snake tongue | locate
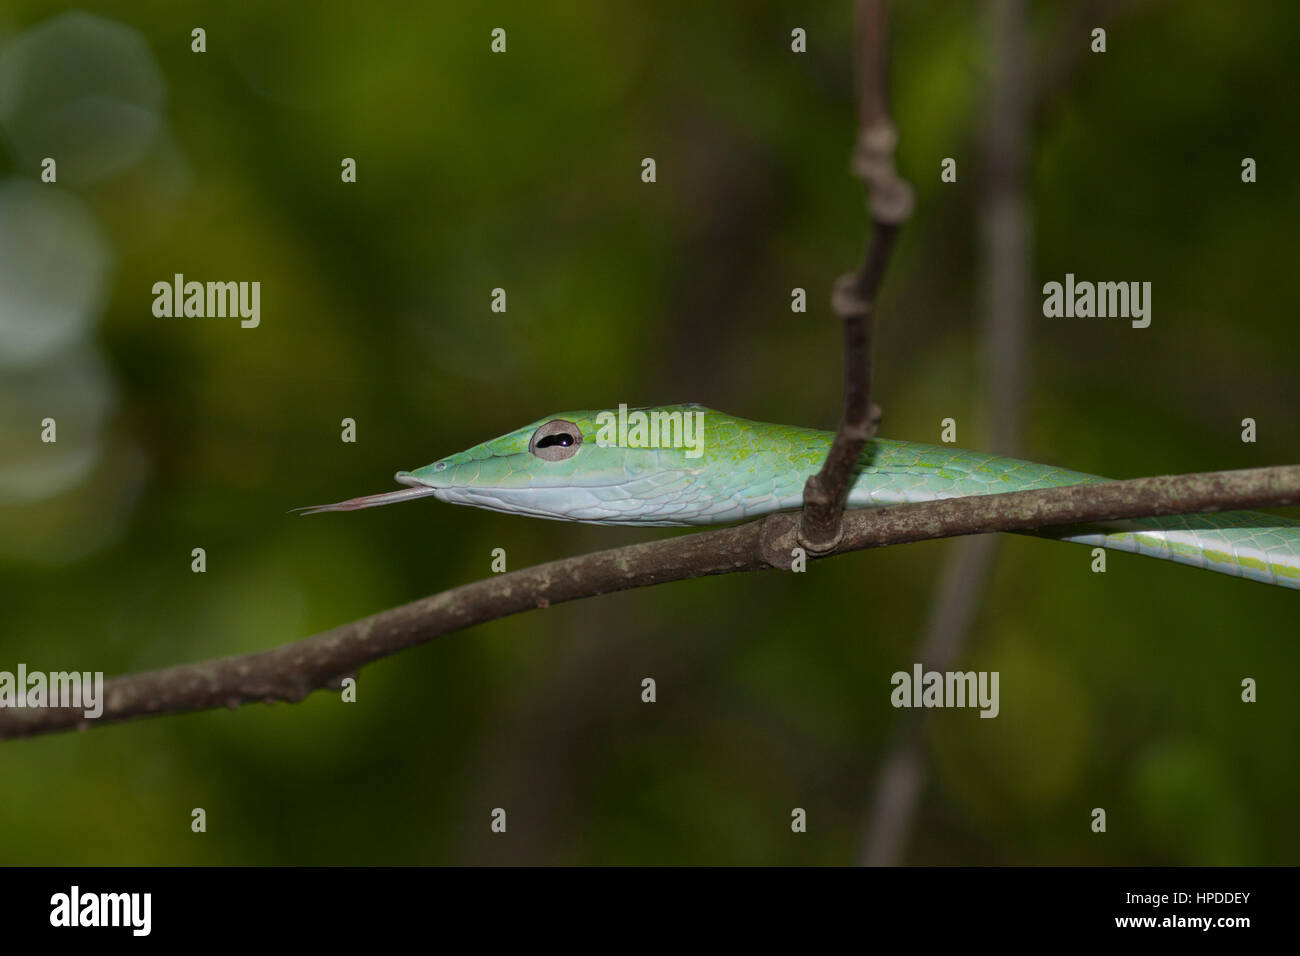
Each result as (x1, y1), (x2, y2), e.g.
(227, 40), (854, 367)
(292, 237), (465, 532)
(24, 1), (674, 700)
(291, 484), (442, 515)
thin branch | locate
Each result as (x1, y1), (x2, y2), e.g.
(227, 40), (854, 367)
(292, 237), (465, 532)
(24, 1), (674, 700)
(861, 533), (1001, 865)
(799, 0), (915, 554)
(4, 464), (1297, 740)
(862, 0), (1032, 867)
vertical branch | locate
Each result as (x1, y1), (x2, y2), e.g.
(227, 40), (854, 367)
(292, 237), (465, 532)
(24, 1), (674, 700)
(860, 0), (1031, 866)
(799, 0), (915, 554)
(860, 535), (1000, 865)
(982, 0), (1031, 457)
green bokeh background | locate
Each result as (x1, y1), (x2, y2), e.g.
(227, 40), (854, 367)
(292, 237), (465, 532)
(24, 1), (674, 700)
(1, 1), (1296, 864)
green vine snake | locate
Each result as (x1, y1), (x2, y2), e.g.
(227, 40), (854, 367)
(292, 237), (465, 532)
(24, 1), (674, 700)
(300, 405), (1300, 590)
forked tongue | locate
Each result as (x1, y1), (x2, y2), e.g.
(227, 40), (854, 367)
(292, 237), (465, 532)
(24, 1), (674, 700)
(292, 484), (441, 515)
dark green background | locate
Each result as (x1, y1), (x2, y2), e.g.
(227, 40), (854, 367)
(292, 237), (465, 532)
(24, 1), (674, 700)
(1, 1), (1296, 864)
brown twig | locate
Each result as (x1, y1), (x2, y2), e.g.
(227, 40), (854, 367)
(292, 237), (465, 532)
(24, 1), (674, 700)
(800, 0), (915, 554)
(4, 464), (1297, 741)
(862, 0), (1032, 868)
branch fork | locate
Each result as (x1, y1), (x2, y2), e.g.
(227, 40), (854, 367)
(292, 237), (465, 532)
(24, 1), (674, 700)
(798, 0), (913, 555)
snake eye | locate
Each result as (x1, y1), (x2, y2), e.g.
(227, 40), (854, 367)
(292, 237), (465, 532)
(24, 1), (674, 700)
(529, 419), (583, 461)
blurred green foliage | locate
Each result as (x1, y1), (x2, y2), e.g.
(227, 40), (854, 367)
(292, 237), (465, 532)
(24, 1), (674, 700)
(0, 0), (1296, 864)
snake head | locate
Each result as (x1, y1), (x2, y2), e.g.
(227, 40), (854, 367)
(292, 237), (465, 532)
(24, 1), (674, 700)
(297, 406), (716, 525)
